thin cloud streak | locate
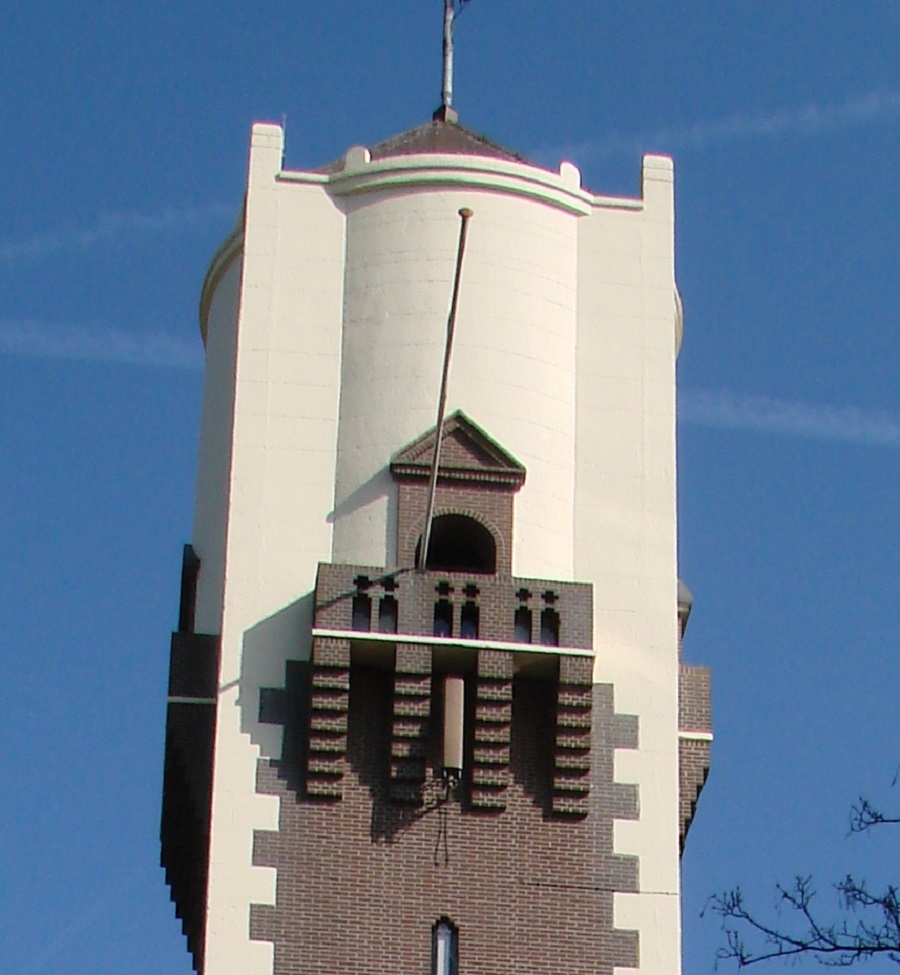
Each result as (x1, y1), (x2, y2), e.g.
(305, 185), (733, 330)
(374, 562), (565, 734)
(0, 319), (203, 370)
(16, 878), (142, 975)
(681, 390), (900, 448)
(542, 89), (900, 163)
(0, 201), (233, 265)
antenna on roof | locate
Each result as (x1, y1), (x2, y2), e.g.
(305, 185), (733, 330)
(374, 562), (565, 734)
(435, 0), (465, 123)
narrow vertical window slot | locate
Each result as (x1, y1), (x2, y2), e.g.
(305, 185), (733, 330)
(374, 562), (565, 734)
(540, 607), (560, 647)
(460, 601), (479, 639)
(432, 918), (459, 975)
(352, 593), (372, 632)
(433, 599), (453, 638)
(378, 595), (398, 634)
(514, 606), (532, 643)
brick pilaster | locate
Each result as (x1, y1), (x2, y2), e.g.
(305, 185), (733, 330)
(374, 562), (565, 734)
(553, 654), (593, 816)
(389, 643), (432, 804)
(307, 637), (350, 799)
(470, 649), (514, 810)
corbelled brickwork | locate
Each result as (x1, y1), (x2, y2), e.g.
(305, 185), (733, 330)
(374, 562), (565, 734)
(390, 643), (433, 803)
(161, 631), (220, 975)
(251, 665), (640, 975)
(553, 655), (594, 817)
(678, 739), (711, 851)
(678, 664), (712, 849)
(470, 650), (514, 809)
(306, 637), (351, 799)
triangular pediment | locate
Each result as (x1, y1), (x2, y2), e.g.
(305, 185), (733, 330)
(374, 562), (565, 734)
(391, 411), (526, 489)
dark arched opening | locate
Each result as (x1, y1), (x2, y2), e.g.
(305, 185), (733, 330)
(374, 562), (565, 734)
(416, 514), (497, 574)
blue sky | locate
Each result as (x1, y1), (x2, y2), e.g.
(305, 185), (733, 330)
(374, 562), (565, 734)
(2, 2), (898, 973)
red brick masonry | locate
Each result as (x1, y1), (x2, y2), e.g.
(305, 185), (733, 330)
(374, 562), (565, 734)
(677, 664), (712, 849)
(251, 663), (640, 975)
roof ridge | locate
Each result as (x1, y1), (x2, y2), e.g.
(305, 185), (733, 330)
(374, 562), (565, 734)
(315, 118), (527, 174)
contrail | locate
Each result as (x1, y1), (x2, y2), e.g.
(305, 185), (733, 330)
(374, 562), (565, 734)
(13, 876), (142, 975)
(0, 201), (233, 265)
(680, 389), (900, 449)
(0, 319), (203, 370)
(539, 89), (900, 163)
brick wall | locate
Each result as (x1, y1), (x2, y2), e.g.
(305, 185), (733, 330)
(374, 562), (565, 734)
(161, 632), (220, 974)
(314, 562), (593, 650)
(251, 663), (640, 975)
(678, 664), (712, 849)
(397, 479), (516, 573)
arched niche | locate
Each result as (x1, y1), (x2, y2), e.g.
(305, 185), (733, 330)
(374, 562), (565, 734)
(416, 514), (497, 574)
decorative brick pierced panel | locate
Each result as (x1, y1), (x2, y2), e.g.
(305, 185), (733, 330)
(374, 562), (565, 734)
(313, 562), (593, 649)
(553, 655), (594, 816)
(307, 637), (350, 799)
(390, 643), (432, 804)
(470, 650), (514, 809)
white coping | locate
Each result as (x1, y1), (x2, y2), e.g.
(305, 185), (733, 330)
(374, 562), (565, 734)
(277, 153), (645, 216)
(678, 729), (713, 742)
(310, 626), (594, 657)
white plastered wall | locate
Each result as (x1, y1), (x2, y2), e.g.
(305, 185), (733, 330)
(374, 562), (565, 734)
(575, 156), (681, 975)
(199, 124), (346, 975)
(193, 252), (241, 635)
(193, 124), (682, 975)
(333, 183), (579, 580)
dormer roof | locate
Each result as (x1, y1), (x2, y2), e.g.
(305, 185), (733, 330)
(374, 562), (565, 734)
(390, 410), (526, 489)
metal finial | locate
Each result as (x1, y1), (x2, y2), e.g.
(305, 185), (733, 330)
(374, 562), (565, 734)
(441, 0), (454, 113)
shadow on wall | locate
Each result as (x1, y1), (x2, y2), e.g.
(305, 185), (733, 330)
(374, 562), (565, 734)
(239, 592), (314, 761)
(264, 665), (567, 845)
(327, 465), (399, 567)
(268, 665), (455, 844)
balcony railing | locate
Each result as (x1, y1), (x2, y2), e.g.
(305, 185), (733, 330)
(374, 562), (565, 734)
(313, 562), (593, 654)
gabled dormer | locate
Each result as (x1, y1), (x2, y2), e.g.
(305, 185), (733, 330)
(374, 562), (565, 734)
(390, 410), (526, 575)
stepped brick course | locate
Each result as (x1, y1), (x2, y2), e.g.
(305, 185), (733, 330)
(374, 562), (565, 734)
(251, 666), (640, 975)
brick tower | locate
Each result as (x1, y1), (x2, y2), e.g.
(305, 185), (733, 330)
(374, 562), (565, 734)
(161, 109), (711, 975)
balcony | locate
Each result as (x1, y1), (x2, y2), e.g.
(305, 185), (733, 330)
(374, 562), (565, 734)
(312, 562), (593, 657)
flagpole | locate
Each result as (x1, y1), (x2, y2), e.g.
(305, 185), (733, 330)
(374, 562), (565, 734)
(418, 207), (474, 572)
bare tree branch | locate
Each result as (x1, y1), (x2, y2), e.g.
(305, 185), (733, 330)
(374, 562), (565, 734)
(851, 798), (900, 834)
(706, 872), (900, 968)
(708, 785), (899, 969)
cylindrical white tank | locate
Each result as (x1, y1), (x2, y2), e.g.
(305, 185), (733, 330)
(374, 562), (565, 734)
(332, 180), (580, 580)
